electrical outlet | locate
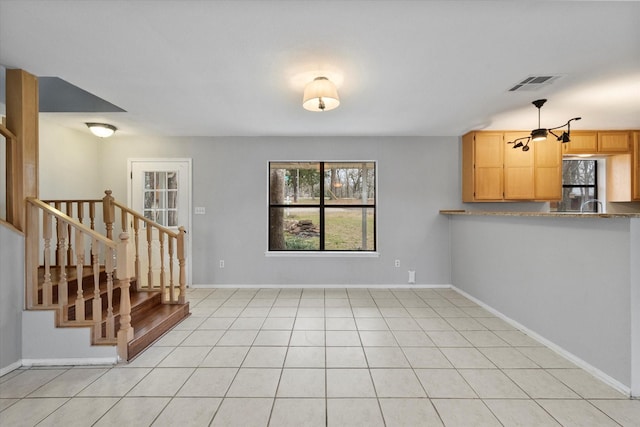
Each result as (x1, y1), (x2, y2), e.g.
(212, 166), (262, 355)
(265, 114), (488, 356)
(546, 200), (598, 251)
(195, 207), (206, 215)
(219, 260), (225, 268)
(394, 259), (400, 268)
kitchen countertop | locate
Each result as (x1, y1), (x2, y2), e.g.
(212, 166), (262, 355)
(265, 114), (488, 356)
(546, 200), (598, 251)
(439, 210), (640, 218)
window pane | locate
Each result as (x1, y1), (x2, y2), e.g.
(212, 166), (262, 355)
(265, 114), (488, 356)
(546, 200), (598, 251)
(557, 187), (597, 212)
(563, 160), (596, 185)
(269, 207), (320, 250)
(325, 208), (375, 251)
(270, 162), (321, 205)
(168, 210), (178, 227)
(167, 190), (177, 209)
(324, 162), (375, 205)
(167, 171), (178, 189)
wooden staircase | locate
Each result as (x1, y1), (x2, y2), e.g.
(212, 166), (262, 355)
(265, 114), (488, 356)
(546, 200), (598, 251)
(25, 191), (190, 362)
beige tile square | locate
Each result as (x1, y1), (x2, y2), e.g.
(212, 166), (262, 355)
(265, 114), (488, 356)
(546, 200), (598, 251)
(352, 307), (382, 317)
(460, 330), (508, 347)
(359, 331), (398, 346)
(589, 399), (640, 427)
(385, 317), (421, 330)
(212, 307), (244, 317)
(326, 346), (367, 368)
(28, 368), (107, 397)
(293, 317), (324, 330)
(431, 399), (501, 427)
(127, 346), (174, 368)
(326, 330), (361, 346)
(217, 330), (259, 346)
(79, 367), (151, 396)
(549, 369), (627, 399)
(157, 346), (211, 367)
(94, 397), (170, 427)
(503, 369), (580, 399)
(325, 298), (350, 307)
(364, 347), (410, 368)
(226, 368), (281, 397)
(240, 307), (271, 317)
(261, 317), (295, 330)
(269, 307), (298, 317)
(405, 307), (439, 318)
(177, 367), (237, 397)
(356, 317), (389, 330)
(201, 346), (249, 367)
(370, 369), (426, 397)
(181, 330), (224, 346)
(172, 316), (206, 330)
(433, 307), (468, 318)
(484, 399), (561, 426)
(296, 307), (325, 317)
(211, 397), (273, 427)
(478, 347), (539, 368)
(327, 398), (385, 427)
(427, 331), (472, 347)
(415, 369), (477, 398)
(516, 347), (577, 368)
(440, 347), (495, 368)
(325, 317), (357, 330)
(537, 399), (619, 426)
(128, 368), (194, 396)
(270, 398), (325, 427)
(379, 307), (411, 318)
(290, 330), (325, 346)
(326, 369), (376, 397)
(459, 369), (527, 398)
(416, 318), (454, 331)
(152, 397), (220, 426)
(38, 397), (119, 427)
(242, 346), (287, 368)
(0, 397), (68, 425)
(154, 330), (191, 346)
(276, 368), (325, 397)
(393, 330), (435, 347)
(197, 317), (236, 330)
(230, 317), (265, 329)
(444, 317), (487, 331)
(476, 317), (517, 331)
(403, 348), (453, 368)
(494, 330), (543, 346)
(284, 346), (325, 368)
(325, 307), (353, 317)
(379, 398), (443, 427)
(253, 330), (291, 346)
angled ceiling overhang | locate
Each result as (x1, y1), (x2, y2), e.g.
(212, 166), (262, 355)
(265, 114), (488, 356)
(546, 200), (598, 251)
(38, 76), (125, 113)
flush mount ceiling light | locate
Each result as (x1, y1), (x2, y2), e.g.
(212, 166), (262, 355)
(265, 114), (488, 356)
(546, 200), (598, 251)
(86, 122), (117, 138)
(507, 99), (581, 151)
(303, 77), (340, 112)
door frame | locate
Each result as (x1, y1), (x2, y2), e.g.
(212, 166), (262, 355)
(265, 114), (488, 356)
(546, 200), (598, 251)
(127, 158), (193, 287)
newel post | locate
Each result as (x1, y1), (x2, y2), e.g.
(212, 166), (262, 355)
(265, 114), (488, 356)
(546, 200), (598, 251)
(103, 190), (115, 240)
(116, 232), (134, 361)
(177, 226), (187, 304)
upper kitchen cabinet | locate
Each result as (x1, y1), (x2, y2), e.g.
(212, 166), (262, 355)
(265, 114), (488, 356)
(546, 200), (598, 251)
(462, 131), (561, 202)
(563, 131), (630, 154)
(603, 131), (639, 202)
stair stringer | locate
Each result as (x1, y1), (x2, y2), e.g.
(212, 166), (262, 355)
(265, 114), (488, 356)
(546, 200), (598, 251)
(21, 310), (118, 366)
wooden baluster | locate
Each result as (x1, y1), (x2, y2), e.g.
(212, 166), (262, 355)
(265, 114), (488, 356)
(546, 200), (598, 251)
(116, 232), (134, 361)
(57, 217), (68, 310)
(66, 203), (74, 267)
(77, 202), (84, 225)
(105, 246), (115, 339)
(42, 211), (53, 306)
(74, 228), (85, 321)
(133, 217), (141, 290)
(92, 238), (102, 339)
(159, 231), (166, 303)
(89, 202), (96, 231)
(147, 225), (153, 288)
(121, 209), (127, 234)
(168, 237), (175, 303)
(177, 226), (186, 304)
(55, 202), (62, 267)
(103, 190), (115, 240)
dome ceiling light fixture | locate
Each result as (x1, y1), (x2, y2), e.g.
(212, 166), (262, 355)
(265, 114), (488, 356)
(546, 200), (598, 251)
(507, 99), (581, 151)
(302, 76), (340, 112)
(86, 122), (117, 138)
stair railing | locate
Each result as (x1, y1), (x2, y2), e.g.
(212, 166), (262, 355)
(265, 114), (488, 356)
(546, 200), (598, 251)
(25, 198), (134, 360)
(103, 190), (187, 304)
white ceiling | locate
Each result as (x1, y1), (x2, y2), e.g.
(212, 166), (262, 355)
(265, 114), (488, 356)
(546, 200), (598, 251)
(1, 0), (639, 138)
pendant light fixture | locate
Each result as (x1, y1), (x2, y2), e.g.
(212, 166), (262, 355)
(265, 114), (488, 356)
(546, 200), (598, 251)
(303, 77), (340, 112)
(86, 122), (117, 138)
(507, 99), (581, 151)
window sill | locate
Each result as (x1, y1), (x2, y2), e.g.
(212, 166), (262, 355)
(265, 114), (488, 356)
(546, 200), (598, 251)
(265, 251), (380, 258)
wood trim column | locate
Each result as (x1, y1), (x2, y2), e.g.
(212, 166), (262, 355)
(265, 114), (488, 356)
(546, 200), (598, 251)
(6, 69), (39, 231)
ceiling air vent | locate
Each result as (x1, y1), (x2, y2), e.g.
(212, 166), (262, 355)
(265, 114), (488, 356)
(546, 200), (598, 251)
(509, 75), (560, 92)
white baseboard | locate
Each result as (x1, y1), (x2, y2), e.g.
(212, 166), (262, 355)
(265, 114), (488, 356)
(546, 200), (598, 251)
(21, 357), (118, 367)
(0, 360), (22, 377)
(451, 285), (632, 397)
(189, 283), (452, 289)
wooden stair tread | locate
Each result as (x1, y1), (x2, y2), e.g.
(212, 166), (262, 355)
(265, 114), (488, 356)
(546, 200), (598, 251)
(128, 302), (190, 360)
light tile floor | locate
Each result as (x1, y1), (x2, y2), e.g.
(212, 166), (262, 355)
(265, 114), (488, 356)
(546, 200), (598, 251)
(1, 287), (639, 426)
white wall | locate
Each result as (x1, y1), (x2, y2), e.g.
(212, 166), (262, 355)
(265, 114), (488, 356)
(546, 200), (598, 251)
(0, 224), (24, 374)
(449, 214), (636, 392)
(96, 135), (461, 285)
(39, 118), (102, 199)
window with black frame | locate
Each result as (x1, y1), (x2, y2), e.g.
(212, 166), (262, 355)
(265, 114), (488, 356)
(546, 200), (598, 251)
(269, 161), (376, 251)
(556, 159), (598, 212)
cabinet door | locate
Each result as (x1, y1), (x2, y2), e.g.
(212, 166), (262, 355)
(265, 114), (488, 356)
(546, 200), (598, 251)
(598, 131), (630, 153)
(534, 136), (562, 200)
(634, 132), (640, 200)
(504, 132), (534, 199)
(474, 132), (504, 200)
(562, 131), (597, 154)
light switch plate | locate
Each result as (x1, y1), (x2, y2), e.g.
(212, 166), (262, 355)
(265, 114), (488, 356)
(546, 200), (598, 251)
(195, 207), (206, 215)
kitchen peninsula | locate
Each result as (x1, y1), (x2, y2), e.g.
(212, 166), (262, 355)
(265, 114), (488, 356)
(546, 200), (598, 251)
(441, 209), (640, 398)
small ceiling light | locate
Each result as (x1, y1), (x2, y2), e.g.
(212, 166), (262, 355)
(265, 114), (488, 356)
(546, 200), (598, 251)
(303, 77), (340, 112)
(86, 122), (117, 138)
(507, 99), (581, 151)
